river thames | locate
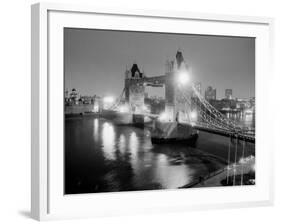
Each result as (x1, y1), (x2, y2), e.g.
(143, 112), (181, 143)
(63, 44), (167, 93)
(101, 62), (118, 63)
(65, 113), (255, 194)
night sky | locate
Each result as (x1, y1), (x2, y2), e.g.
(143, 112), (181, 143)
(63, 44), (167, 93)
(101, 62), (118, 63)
(64, 28), (255, 99)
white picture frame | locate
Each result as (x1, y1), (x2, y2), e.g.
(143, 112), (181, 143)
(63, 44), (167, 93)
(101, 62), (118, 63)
(31, 2), (274, 221)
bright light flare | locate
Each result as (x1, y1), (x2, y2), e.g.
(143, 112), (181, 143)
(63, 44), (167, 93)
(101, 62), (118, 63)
(177, 71), (190, 85)
(190, 111), (197, 121)
(158, 112), (168, 122)
(103, 96), (115, 104)
(142, 105), (151, 113)
(118, 105), (129, 113)
(92, 105), (99, 113)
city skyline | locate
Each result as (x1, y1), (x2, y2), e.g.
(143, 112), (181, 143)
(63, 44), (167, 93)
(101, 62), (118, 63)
(65, 85), (252, 101)
(64, 28), (255, 99)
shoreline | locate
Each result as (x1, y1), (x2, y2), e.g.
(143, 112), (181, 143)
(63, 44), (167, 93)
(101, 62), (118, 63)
(180, 156), (255, 188)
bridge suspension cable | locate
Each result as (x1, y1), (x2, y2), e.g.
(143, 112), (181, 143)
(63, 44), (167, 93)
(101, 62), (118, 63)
(191, 85), (242, 132)
(109, 88), (125, 111)
(177, 85), (242, 133)
(177, 83), (254, 142)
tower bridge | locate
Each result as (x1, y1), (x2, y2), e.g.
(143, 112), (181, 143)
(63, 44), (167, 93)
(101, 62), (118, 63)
(110, 50), (255, 143)
(124, 50), (189, 121)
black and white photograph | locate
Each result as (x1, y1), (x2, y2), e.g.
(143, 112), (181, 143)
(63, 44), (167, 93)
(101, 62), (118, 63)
(64, 28), (255, 194)
(1, 0), (280, 223)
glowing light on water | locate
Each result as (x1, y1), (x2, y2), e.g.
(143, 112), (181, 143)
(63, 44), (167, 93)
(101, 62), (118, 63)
(129, 132), (139, 159)
(102, 122), (115, 159)
(118, 134), (126, 152)
(154, 162), (193, 188)
(93, 118), (99, 140)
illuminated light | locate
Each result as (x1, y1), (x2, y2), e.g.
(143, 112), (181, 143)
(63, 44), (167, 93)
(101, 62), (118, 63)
(142, 105), (151, 113)
(244, 109), (254, 115)
(144, 116), (152, 123)
(119, 134), (126, 152)
(190, 111), (197, 121)
(92, 104), (99, 112)
(102, 122), (115, 159)
(158, 112), (168, 122)
(103, 96), (115, 110)
(118, 105), (129, 113)
(103, 96), (115, 103)
(129, 132), (139, 158)
(177, 71), (190, 85)
(93, 118), (99, 140)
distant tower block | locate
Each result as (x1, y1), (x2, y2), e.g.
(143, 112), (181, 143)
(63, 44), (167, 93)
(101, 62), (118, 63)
(124, 64), (145, 113)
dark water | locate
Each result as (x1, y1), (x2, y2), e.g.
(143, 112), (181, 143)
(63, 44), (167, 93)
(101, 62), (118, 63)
(65, 116), (255, 194)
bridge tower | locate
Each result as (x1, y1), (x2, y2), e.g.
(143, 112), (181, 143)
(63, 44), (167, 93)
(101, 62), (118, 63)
(165, 50), (191, 122)
(164, 60), (176, 121)
(124, 63), (145, 114)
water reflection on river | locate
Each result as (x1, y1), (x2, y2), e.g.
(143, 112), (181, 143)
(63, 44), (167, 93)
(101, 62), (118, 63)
(65, 116), (255, 194)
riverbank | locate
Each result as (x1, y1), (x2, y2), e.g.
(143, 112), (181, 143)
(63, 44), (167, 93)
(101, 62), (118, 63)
(180, 156), (255, 188)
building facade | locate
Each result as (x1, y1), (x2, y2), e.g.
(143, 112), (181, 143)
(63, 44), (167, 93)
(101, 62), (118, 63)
(205, 86), (216, 101)
(225, 89), (233, 99)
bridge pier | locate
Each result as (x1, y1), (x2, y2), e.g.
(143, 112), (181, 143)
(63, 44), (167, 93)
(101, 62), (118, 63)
(123, 51), (197, 142)
(119, 51), (255, 144)
(132, 114), (145, 127)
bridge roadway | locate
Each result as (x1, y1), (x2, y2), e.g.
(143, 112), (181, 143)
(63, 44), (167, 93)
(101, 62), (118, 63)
(139, 113), (255, 143)
(114, 111), (255, 143)
(193, 125), (255, 143)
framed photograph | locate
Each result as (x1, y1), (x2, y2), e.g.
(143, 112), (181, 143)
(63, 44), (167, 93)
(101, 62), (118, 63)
(31, 2), (274, 221)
